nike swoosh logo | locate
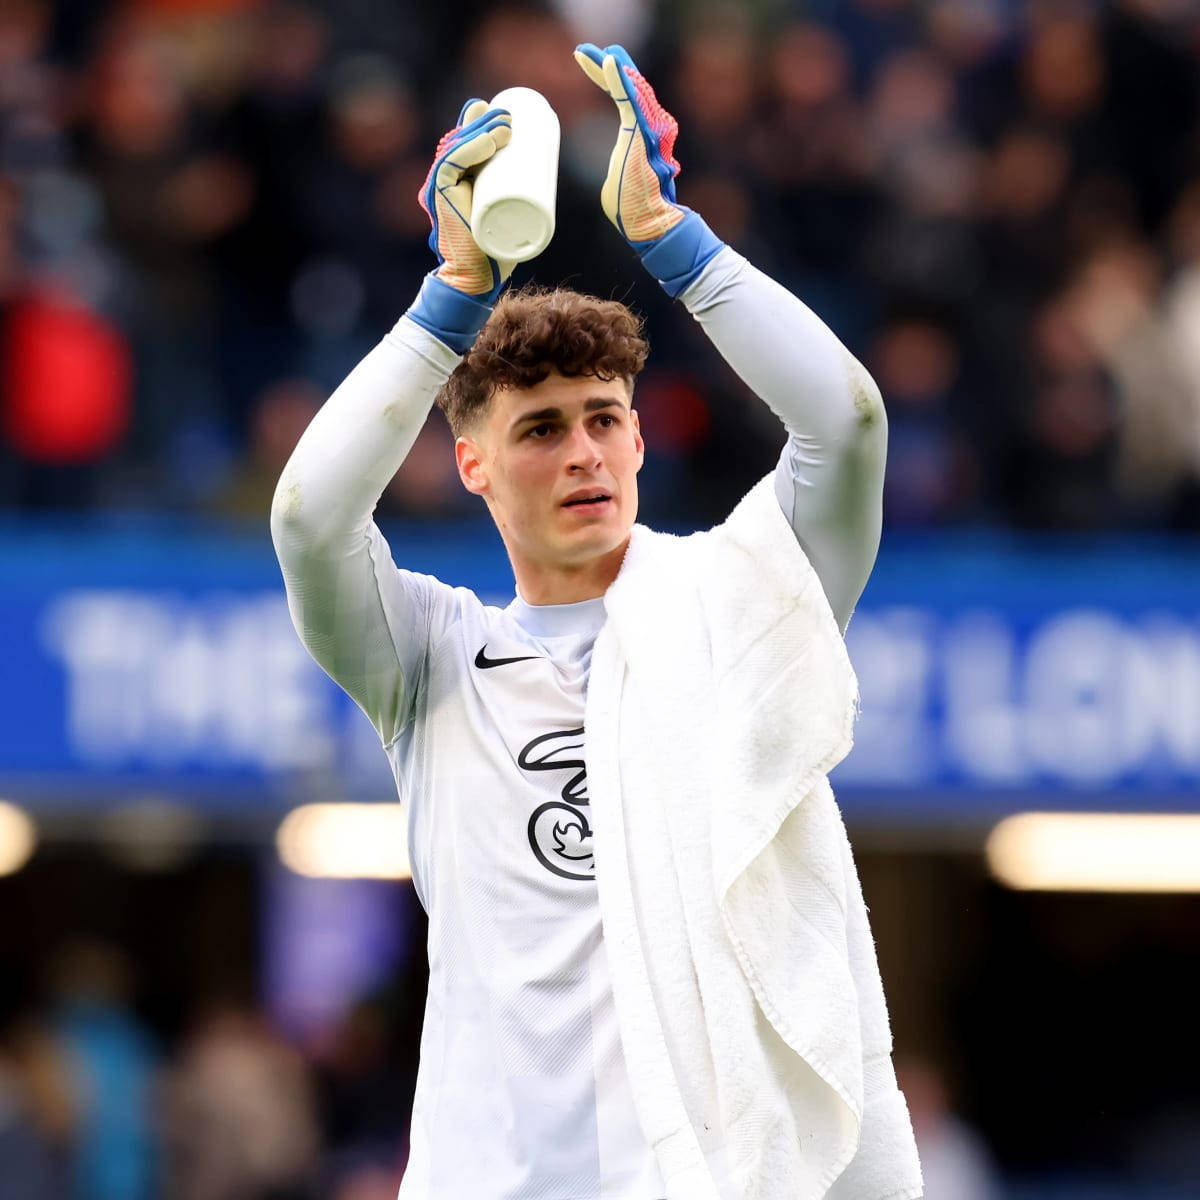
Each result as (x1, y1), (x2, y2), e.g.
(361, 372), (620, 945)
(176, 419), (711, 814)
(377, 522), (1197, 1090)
(475, 646), (540, 670)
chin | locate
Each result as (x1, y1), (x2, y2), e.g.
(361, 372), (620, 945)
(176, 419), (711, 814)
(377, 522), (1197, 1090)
(560, 524), (628, 562)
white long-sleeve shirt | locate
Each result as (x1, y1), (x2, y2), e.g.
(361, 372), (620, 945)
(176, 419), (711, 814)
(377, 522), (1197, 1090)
(271, 248), (885, 1199)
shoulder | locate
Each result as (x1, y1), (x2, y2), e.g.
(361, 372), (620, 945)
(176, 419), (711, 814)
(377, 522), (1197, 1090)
(612, 474), (798, 595)
(628, 474), (810, 576)
(392, 569), (497, 614)
(385, 569), (512, 654)
(616, 475), (840, 639)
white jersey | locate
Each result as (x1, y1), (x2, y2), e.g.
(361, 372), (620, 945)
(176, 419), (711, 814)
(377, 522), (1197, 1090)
(382, 576), (665, 1197)
(271, 247), (887, 1199)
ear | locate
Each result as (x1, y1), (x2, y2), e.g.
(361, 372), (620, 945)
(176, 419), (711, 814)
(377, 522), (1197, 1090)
(455, 434), (490, 496)
(630, 408), (645, 472)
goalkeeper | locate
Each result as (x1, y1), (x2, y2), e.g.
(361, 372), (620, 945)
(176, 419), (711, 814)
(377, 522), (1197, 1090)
(272, 42), (916, 1200)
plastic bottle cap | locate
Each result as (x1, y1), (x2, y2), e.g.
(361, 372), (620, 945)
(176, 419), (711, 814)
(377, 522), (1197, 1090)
(475, 198), (554, 260)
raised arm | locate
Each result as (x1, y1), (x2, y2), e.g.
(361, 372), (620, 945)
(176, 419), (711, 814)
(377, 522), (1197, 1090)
(679, 250), (885, 633)
(270, 101), (517, 743)
(574, 42), (884, 632)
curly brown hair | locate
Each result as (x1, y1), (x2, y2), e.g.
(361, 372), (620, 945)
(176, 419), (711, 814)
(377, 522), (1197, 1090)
(436, 285), (650, 436)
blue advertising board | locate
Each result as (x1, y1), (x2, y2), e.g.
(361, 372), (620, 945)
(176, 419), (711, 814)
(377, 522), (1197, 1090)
(837, 535), (1200, 815)
(2, 517), (1197, 818)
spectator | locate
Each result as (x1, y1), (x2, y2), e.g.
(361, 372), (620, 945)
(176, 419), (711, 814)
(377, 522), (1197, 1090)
(0, 0), (1196, 529)
(163, 1005), (320, 1200)
(216, 376), (323, 519)
(46, 941), (161, 1200)
(0, 1021), (70, 1200)
(896, 1051), (1001, 1200)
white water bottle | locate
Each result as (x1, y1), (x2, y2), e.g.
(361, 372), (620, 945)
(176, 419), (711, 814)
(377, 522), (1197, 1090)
(470, 87), (560, 262)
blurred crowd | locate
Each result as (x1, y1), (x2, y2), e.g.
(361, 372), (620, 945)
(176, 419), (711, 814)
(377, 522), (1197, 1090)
(1, 0), (1199, 530)
(0, 940), (1002, 1200)
(0, 938), (425, 1200)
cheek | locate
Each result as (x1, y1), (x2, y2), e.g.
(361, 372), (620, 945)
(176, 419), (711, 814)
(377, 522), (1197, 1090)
(495, 454), (553, 515)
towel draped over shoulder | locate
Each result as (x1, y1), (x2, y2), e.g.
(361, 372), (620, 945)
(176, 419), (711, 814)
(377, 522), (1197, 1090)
(584, 474), (924, 1200)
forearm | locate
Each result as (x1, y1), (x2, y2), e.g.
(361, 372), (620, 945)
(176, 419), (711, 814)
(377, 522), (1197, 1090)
(274, 87), (508, 546)
(674, 245), (887, 630)
(269, 283), (477, 742)
(269, 97), (509, 741)
(271, 278), (477, 549)
(679, 246), (884, 455)
(572, 39), (886, 627)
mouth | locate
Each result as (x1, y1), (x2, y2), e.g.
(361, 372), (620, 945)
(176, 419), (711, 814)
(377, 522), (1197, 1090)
(561, 492), (612, 514)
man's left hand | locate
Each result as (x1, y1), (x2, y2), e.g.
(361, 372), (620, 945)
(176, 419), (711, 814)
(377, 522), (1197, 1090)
(573, 42), (724, 297)
(573, 42), (686, 246)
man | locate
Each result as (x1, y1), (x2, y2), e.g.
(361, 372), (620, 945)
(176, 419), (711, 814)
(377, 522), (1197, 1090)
(272, 42), (921, 1200)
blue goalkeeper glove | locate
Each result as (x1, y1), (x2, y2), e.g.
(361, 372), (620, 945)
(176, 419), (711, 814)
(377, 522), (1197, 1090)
(409, 100), (515, 353)
(573, 42), (724, 297)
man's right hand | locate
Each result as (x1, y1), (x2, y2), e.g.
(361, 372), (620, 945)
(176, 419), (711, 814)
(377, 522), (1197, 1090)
(418, 100), (515, 302)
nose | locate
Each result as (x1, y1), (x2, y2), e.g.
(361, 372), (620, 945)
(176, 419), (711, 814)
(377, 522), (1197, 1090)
(564, 422), (602, 472)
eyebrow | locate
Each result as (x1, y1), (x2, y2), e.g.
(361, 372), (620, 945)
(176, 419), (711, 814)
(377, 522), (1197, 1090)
(510, 396), (625, 432)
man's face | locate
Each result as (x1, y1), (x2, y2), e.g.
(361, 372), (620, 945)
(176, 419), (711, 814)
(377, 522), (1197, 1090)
(455, 370), (645, 578)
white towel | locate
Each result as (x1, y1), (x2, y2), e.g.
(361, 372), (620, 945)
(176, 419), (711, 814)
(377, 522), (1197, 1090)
(585, 474), (924, 1200)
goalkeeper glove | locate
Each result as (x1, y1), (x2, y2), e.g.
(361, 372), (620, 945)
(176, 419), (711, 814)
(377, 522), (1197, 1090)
(573, 42), (724, 297)
(409, 100), (515, 353)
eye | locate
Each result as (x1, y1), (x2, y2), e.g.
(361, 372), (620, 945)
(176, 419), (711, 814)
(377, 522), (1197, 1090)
(526, 422), (554, 439)
(595, 413), (618, 429)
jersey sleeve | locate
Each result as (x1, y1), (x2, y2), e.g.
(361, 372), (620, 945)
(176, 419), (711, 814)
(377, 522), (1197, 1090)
(678, 248), (886, 633)
(270, 315), (463, 746)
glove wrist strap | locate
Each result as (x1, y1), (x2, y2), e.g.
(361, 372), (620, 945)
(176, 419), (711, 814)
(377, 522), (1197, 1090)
(406, 272), (495, 354)
(635, 210), (725, 298)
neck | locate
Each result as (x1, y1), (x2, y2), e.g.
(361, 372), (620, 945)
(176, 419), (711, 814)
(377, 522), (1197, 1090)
(510, 536), (631, 606)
